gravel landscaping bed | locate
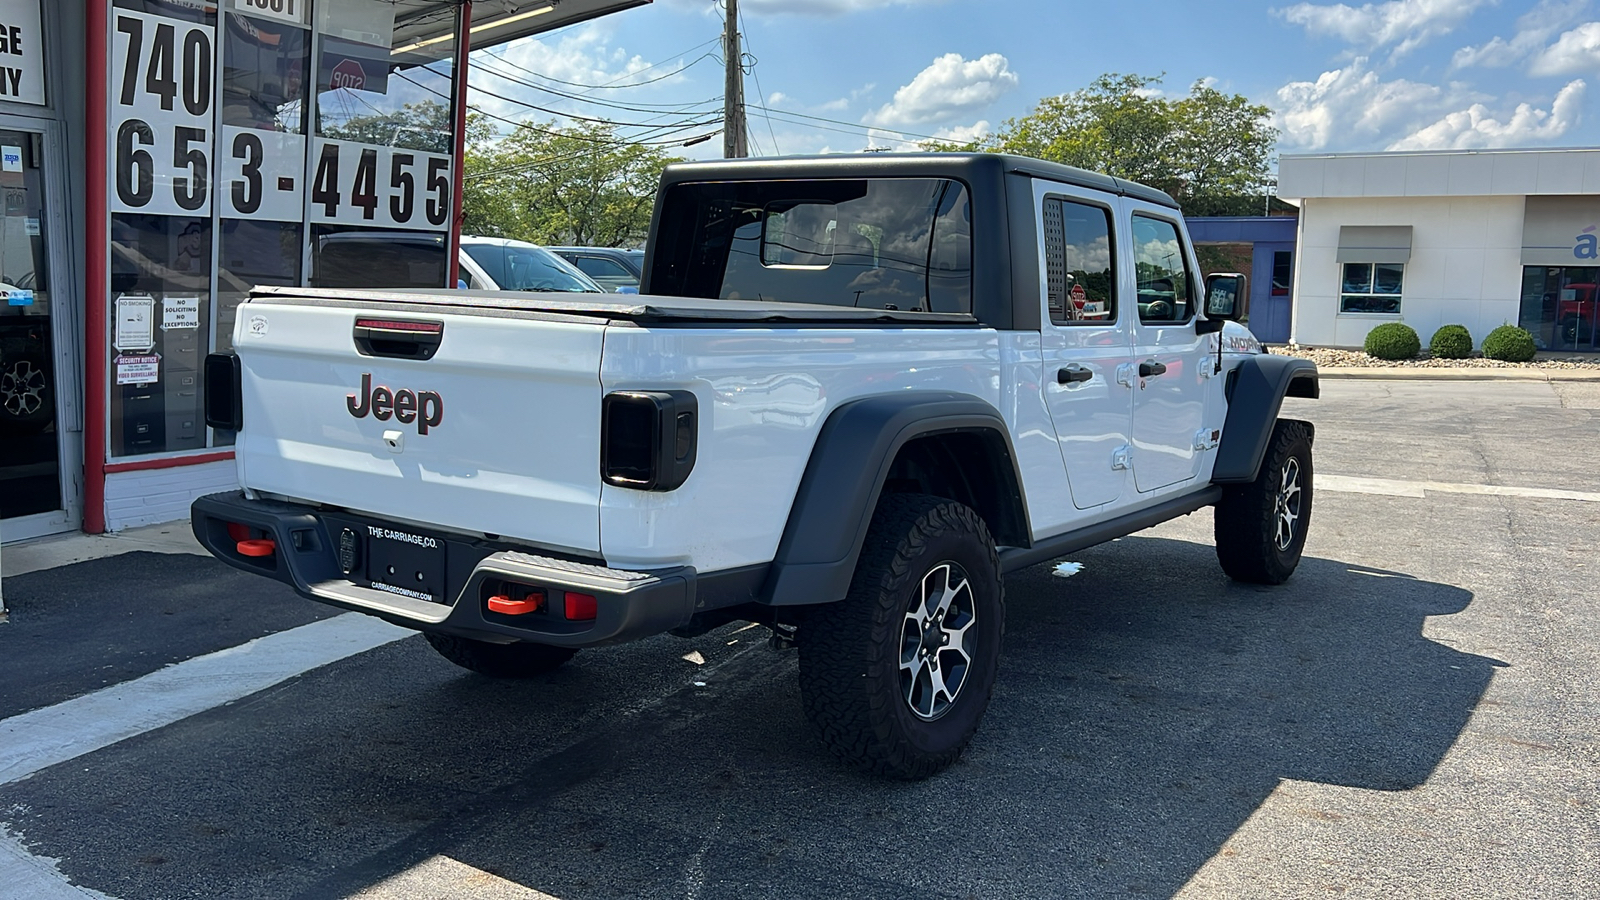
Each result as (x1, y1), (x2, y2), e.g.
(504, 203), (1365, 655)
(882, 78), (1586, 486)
(1268, 344), (1600, 370)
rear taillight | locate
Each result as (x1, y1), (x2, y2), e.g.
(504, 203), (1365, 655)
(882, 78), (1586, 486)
(564, 592), (598, 621)
(601, 390), (697, 491)
(204, 353), (242, 431)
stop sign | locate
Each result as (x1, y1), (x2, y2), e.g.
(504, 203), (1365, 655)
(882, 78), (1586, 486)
(330, 59), (366, 91)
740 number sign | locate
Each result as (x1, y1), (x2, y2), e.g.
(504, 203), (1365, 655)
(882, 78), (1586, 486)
(110, 11), (214, 217)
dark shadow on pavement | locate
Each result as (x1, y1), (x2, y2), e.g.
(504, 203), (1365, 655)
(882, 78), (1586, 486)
(0, 536), (1500, 899)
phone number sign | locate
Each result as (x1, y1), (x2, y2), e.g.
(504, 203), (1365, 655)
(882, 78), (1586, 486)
(109, 9), (214, 218)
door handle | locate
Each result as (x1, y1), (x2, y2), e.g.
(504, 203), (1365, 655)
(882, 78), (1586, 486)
(1057, 364), (1094, 385)
(1139, 360), (1167, 378)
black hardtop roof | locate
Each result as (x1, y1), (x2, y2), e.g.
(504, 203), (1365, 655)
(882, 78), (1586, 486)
(658, 152), (1179, 210)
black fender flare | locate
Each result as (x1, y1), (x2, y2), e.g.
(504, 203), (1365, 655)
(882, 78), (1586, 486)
(763, 392), (1029, 606)
(1212, 354), (1319, 484)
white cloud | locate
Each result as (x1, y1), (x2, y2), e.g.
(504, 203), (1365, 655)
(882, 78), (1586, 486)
(1274, 58), (1451, 150)
(864, 53), (1018, 130)
(767, 91), (790, 106)
(933, 121), (992, 144)
(1276, 0), (1494, 55)
(1274, 55), (1586, 151)
(1388, 80), (1587, 148)
(1531, 21), (1600, 75)
(1452, 0), (1591, 69)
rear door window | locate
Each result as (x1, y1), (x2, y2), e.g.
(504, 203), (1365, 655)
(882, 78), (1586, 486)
(651, 178), (972, 313)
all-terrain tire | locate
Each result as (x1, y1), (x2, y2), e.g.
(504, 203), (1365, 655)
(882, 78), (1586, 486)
(796, 493), (1004, 779)
(1215, 418), (1314, 585)
(424, 633), (576, 677)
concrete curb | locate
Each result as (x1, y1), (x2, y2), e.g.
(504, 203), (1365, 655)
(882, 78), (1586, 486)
(1314, 366), (1600, 382)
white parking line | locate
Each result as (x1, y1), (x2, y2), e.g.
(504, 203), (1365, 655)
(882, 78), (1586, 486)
(0, 826), (116, 900)
(0, 613), (409, 787)
(0, 613), (410, 900)
(1316, 474), (1600, 503)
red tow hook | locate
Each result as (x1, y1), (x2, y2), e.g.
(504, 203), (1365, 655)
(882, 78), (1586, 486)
(488, 593), (546, 615)
(236, 538), (276, 557)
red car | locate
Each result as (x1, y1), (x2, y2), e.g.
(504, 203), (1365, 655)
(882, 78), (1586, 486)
(1555, 283), (1600, 350)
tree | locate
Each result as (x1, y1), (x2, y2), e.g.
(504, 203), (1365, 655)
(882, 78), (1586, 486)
(463, 119), (682, 247)
(927, 73), (1277, 210)
(321, 100), (454, 155)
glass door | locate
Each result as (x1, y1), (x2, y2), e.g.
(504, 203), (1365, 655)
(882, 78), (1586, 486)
(0, 127), (68, 533)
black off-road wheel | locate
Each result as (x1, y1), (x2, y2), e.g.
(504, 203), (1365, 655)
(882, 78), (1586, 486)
(797, 494), (1004, 779)
(424, 633), (576, 677)
(1215, 418), (1314, 585)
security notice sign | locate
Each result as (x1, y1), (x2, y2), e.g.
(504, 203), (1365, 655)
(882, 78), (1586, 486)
(0, 1), (44, 105)
(109, 8), (216, 217)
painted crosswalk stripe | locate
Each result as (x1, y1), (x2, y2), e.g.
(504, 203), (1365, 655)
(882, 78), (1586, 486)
(1316, 474), (1600, 503)
(0, 613), (409, 787)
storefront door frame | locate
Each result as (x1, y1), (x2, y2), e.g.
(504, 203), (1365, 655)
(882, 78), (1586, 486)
(0, 115), (83, 542)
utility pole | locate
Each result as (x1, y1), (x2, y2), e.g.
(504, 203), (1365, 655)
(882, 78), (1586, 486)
(723, 0), (747, 158)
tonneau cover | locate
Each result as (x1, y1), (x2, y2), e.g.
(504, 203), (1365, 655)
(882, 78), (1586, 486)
(250, 286), (980, 326)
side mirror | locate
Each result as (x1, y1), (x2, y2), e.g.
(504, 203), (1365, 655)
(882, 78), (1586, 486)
(1204, 273), (1248, 321)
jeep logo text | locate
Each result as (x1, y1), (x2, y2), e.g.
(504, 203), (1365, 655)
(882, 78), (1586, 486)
(347, 373), (443, 434)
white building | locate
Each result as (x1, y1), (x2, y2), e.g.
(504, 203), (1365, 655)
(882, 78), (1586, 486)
(1278, 148), (1600, 353)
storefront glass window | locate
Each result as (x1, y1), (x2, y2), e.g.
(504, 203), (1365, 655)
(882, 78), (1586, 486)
(309, 0), (458, 290)
(105, 0), (462, 458)
(1340, 262), (1404, 314)
(222, 12), (309, 132)
(109, 214), (213, 456)
(1520, 266), (1600, 352)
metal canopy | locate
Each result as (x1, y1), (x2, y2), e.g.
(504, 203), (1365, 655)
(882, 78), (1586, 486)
(392, 0), (652, 52)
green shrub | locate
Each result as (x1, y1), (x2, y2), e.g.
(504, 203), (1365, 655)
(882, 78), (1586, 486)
(1428, 324), (1474, 359)
(1364, 322), (1421, 360)
(1481, 325), (1536, 362)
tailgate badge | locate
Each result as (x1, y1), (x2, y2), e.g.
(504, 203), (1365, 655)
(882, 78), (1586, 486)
(338, 528), (360, 576)
(383, 429), (404, 453)
(347, 373), (444, 434)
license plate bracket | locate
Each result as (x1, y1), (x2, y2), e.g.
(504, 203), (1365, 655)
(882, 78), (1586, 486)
(363, 524), (448, 603)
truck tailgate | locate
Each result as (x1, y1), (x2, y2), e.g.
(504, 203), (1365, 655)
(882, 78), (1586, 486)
(233, 300), (606, 554)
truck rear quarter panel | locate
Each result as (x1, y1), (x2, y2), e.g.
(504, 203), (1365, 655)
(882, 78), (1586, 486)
(596, 325), (1003, 571)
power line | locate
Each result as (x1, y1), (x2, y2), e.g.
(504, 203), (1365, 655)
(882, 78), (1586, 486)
(471, 56), (722, 115)
(748, 103), (954, 144)
(738, 4), (780, 156)
(480, 36), (723, 92)
(469, 79), (723, 130)
(392, 70), (719, 149)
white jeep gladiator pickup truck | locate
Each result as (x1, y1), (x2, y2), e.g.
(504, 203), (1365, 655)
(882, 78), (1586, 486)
(194, 153), (1318, 778)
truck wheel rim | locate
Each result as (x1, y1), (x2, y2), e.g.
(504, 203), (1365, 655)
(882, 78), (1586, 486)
(1275, 458), (1303, 551)
(1, 360), (45, 417)
(899, 561), (977, 721)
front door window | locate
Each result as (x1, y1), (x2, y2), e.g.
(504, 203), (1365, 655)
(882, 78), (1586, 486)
(0, 131), (62, 519)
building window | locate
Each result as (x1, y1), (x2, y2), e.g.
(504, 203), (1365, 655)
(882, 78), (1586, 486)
(1521, 266), (1600, 351)
(1271, 251), (1292, 297)
(105, 0), (463, 459)
(1340, 262), (1403, 314)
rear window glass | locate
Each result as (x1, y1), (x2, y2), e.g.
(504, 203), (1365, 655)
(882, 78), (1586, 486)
(650, 178), (972, 313)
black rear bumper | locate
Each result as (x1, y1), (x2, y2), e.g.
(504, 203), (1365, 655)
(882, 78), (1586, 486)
(190, 491), (697, 648)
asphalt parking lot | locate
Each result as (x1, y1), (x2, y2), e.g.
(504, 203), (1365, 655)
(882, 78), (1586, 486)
(2, 378), (1596, 899)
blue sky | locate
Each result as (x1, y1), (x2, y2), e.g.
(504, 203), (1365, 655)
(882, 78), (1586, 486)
(468, 0), (1600, 166)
